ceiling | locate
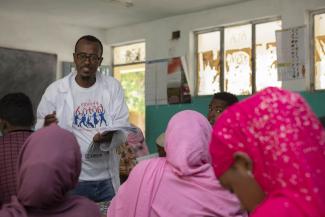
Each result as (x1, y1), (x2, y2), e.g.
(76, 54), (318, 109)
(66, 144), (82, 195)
(0, 0), (251, 29)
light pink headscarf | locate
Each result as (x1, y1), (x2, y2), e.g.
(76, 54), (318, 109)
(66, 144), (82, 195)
(108, 110), (245, 217)
(210, 87), (325, 217)
(0, 124), (100, 217)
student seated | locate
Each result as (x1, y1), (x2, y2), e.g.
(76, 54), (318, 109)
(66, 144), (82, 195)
(119, 142), (137, 184)
(209, 87), (325, 217)
(127, 124), (149, 157)
(107, 110), (246, 217)
(0, 93), (34, 205)
(0, 124), (101, 217)
(207, 92), (238, 125)
(119, 124), (148, 184)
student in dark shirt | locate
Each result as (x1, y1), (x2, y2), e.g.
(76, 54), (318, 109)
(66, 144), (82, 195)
(0, 93), (34, 204)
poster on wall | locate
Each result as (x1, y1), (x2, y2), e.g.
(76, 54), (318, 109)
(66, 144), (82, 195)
(145, 59), (168, 105)
(167, 57), (191, 104)
(145, 57), (191, 105)
(276, 26), (306, 80)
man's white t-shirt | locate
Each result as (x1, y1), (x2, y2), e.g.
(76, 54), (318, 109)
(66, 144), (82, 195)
(71, 79), (110, 181)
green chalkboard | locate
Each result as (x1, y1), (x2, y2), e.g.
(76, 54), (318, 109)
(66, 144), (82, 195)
(0, 47), (57, 114)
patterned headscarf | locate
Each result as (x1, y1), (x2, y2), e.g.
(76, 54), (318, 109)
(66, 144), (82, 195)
(127, 124), (149, 157)
(210, 87), (325, 217)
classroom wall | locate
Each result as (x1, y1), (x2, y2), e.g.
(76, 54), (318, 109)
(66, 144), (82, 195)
(105, 0), (325, 92)
(104, 0), (325, 152)
(0, 11), (108, 79)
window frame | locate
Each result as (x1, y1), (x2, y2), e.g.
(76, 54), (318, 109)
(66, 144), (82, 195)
(195, 17), (281, 96)
(112, 41), (146, 74)
(310, 9), (325, 91)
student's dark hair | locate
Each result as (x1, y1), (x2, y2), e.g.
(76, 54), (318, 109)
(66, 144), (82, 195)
(74, 35), (103, 56)
(319, 116), (325, 128)
(213, 92), (239, 107)
(0, 93), (34, 127)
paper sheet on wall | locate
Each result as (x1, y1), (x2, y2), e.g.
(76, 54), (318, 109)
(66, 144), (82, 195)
(276, 26), (306, 80)
(145, 59), (168, 105)
(167, 57), (191, 104)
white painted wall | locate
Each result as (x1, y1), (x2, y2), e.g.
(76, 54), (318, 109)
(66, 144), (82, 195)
(1, 0), (325, 91)
(105, 0), (325, 92)
(0, 11), (108, 79)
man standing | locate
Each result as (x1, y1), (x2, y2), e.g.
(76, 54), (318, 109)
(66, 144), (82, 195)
(0, 93), (34, 204)
(36, 35), (129, 202)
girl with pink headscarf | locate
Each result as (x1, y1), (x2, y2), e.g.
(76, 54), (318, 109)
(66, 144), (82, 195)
(107, 110), (246, 217)
(0, 124), (101, 217)
(209, 87), (325, 217)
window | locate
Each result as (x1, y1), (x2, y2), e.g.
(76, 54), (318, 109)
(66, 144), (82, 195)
(255, 21), (282, 91)
(224, 24), (252, 95)
(197, 31), (221, 95)
(196, 19), (282, 95)
(313, 11), (325, 90)
(113, 42), (146, 134)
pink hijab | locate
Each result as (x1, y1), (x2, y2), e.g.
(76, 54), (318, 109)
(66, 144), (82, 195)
(108, 110), (245, 217)
(0, 124), (100, 217)
(210, 87), (325, 217)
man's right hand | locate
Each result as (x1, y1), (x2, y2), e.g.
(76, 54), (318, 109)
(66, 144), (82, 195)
(44, 111), (58, 127)
(93, 131), (114, 143)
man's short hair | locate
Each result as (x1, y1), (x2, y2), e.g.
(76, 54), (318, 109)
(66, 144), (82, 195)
(0, 93), (34, 127)
(213, 92), (239, 107)
(319, 116), (325, 128)
(74, 35), (103, 57)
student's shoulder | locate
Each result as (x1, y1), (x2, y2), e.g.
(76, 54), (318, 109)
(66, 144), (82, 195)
(131, 157), (165, 175)
(70, 196), (101, 217)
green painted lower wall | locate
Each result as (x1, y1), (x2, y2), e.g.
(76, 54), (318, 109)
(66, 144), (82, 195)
(145, 90), (325, 153)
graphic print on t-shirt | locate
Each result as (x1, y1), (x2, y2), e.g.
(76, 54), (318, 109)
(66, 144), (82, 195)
(73, 101), (108, 130)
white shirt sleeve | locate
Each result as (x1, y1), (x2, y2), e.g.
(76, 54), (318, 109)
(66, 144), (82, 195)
(35, 87), (57, 130)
